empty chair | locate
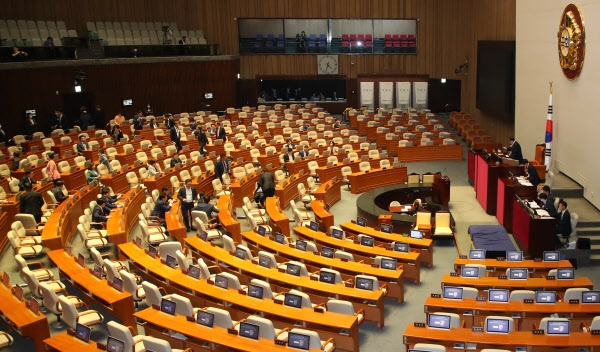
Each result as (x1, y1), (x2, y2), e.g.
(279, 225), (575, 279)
(142, 281), (171, 308)
(120, 270), (145, 307)
(90, 247), (127, 274)
(379, 159), (390, 169)
(428, 312), (462, 329)
(359, 161), (371, 172)
(22, 267), (64, 299)
(287, 328), (335, 352)
(413, 344), (447, 352)
(205, 306), (236, 329)
(139, 220), (168, 245)
(463, 264), (487, 277)
(297, 183), (315, 208)
(238, 315), (289, 341)
(563, 287), (590, 301)
(8, 230), (43, 257)
(107, 321), (145, 352)
(509, 290), (535, 301)
(142, 336), (186, 352)
(334, 250), (354, 262)
(169, 293), (200, 318)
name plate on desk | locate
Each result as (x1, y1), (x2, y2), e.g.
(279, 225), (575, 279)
(534, 258), (542, 262)
(431, 293), (441, 298)
(314, 307), (325, 313)
(413, 322), (426, 328)
(273, 299), (283, 305)
(532, 329), (544, 335)
(277, 267), (285, 273)
(476, 297), (486, 302)
(152, 304), (160, 310)
(186, 316), (195, 322)
(450, 272), (458, 277)
(547, 276), (556, 280)
(524, 299), (534, 304)
(370, 263), (378, 267)
(310, 276), (318, 281)
(345, 282), (354, 288)
(570, 299), (580, 304)
(498, 275), (507, 279)
(227, 328), (238, 335)
(472, 327), (484, 332)
(459, 255), (467, 259)
(275, 340), (287, 346)
(238, 289), (246, 295)
(591, 330), (600, 335)
(496, 257), (506, 261)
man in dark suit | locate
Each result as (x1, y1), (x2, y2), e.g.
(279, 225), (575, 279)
(55, 109), (68, 130)
(170, 151), (182, 168)
(214, 153), (230, 182)
(52, 180), (68, 204)
(111, 124), (124, 144)
(93, 105), (105, 128)
(540, 185), (555, 210)
(170, 120), (182, 151)
(298, 145), (309, 159)
(149, 118), (158, 129)
(194, 126), (208, 156)
(177, 179), (197, 232)
(92, 198), (111, 228)
(76, 135), (90, 153)
(19, 170), (37, 191)
(283, 150), (295, 163)
(282, 139), (295, 153)
(133, 110), (144, 130)
(150, 193), (171, 227)
(505, 136), (523, 163)
(165, 114), (175, 130)
(216, 122), (227, 141)
(555, 200), (571, 247)
(258, 168), (275, 198)
(19, 182), (44, 222)
(538, 193), (557, 217)
(79, 107), (92, 130)
(523, 159), (541, 186)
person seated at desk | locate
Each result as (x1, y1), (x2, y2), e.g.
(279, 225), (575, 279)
(283, 149), (295, 163)
(333, 119), (341, 129)
(523, 159), (541, 186)
(19, 169), (37, 191)
(19, 181), (44, 223)
(111, 124), (124, 144)
(538, 193), (557, 217)
(298, 145), (309, 159)
(52, 180), (68, 204)
(556, 200), (571, 247)
(98, 148), (111, 172)
(76, 135), (90, 154)
(214, 153), (230, 182)
(282, 139), (295, 153)
(162, 186), (174, 201)
(170, 152), (182, 168)
(92, 198), (111, 228)
(326, 141), (339, 155)
(503, 136), (523, 162)
(11, 151), (21, 171)
(150, 193), (171, 227)
(149, 118), (158, 129)
(101, 187), (121, 210)
(193, 194), (219, 219)
(409, 198), (424, 216)
(539, 185), (555, 208)
(300, 121), (311, 132)
(86, 164), (100, 184)
(147, 159), (162, 177)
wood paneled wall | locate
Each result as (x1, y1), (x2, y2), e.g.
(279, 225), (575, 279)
(4, 0), (516, 141)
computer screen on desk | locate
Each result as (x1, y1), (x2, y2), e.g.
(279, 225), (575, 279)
(295, 240), (307, 252)
(410, 229), (424, 239)
(380, 258), (397, 270)
(394, 242), (410, 253)
(546, 320), (570, 335)
(107, 337), (125, 352)
(355, 277), (374, 290)
(536, 291), (557, 304)
(443, 286), (463, 300)
(309, 221), (319, 231)
(321, 246), (334, 258)
(258, 255), (271, 268)
(188, 265), (200, 279)
(319, 271), (336, 284)
(356, 217), (367, 227)
(427, 313), (451, 330)
(239, 322), (259, 340)
(160, 299), (176, 315)
(556, 268), (574, 280)
(469, 249), (486, 260)
(234, 247), (247, 260)
(284, 293), (303, 308)
(331, 228), (344, 239)
(196, 311), (214, 328)
(488, 289), (509, 303)
(506, 250), (523, 262)
(257, 225), (266, 236)
(214, 274), (229, 289)
(287, 332), (311, 350)
(274, 232), (285, 244)
(543, 251), (560, 262)
(486, 318), (511, 333)
(247, 284), (264, 299)
(582, 291), (600, 303)
(75, 323), (91, 343)
(508, 268), (528, 280)
(112, 277), (123, 292)
(148, 246), (157, 258)
(360, 235), (374, 247)
(380, 223), (393, 234)
(286, 263), (301, 276)
(461, 266), (479, 278)
(165, 255), (177, 269)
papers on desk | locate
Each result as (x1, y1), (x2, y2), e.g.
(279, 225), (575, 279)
(519, 180), (533, 186)
(401, 206), (411, 212)
(537, 209), (550, 217)
(527, 201), (540, 209)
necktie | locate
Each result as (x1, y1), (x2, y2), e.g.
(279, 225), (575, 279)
(223, 161), (227, 172)
(561, 212), (564, 221)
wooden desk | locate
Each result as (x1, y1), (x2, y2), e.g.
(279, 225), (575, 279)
(165, 200), (188, 245)
(135, 307), (322, 352)
(216, 194), (241, 243)
(60, 166), (87, 190)
(294, 225), (419, 288)
(185, 236), (385, 329)
(118, 242), (360, 352)
(106, 186), (146, 246)
(395, 143), (462, 163)
(314, 157), (394, 184)
(474, 154), (524, 215)
(51, 143), (75, 158)
(403, 324), (600, 351)
(424, 296), (600, 331)
(453, 257), (572, 276)
(311, 200), (335, 231)
(347, 166), (408, 194)
(0, 280), (50, 351)
(47, 250), (137, 332)
(274, 172), (309, 208)
(340, 221), (433, 268)
(41, 184), (101, 250)
(496, 177), (537, 233)
(512, 199), (557, 259)
(44, 332), (105, 352)
(313, 178), (341, 206)
(440, 274), (593, 293)
(266, 197), (290, 236)
(229, 171), (260, 209)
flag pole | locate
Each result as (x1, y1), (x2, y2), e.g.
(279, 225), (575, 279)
(545, 81), (553, 171)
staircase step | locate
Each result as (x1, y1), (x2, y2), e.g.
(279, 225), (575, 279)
(577, 227), (600, 236)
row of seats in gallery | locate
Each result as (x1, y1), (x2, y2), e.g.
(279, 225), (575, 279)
(86, 21), (206, 46)
(339, 33), (373, 52)
(253, 33), (285, 52)
(383, 33), (416, 53)
(0, 19), (76, 47)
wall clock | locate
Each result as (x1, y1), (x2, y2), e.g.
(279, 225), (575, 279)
(317, 55), (338, 75)
(557, 4), (585, 80)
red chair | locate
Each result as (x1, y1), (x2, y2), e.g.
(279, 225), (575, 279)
(365, 40), (373, 53)
(392, 34), (400, 43)
(340, 40), (350, 53)
(341, 33), (349, 42)
(366, 34), (373, 42)
(384, 42), (393, 53)
(384, 34), (392, 44)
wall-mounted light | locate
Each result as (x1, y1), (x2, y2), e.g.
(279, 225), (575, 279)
(237, 73), (240, 79)
(74, 85), (82, 93)
(441, 78), (447, 83)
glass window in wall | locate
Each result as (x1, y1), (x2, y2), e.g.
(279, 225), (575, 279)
(284, 19), (328, 54)
(330, 19), (373, 54)
(373, 19), (417, 54)
(238, 19), (284, 54)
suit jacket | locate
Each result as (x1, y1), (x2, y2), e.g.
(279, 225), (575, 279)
(298, 150), (308, 159)
(217, 126), (227, 141)
(19, 190), (43, 221)
(77, 141), (89, 153)
(283, 153), (295, 163)
(542, 199), (558, 217)
(170, 157), (182, 168)
(214, 158), (229, 181)
(112, 130), (123, 143)
(177, 186), (197, 204)
(133, 115), (144, 130)
(79, 113), (92, 130)
(556, 209), (572, 237)
(195, 130), (208, 144)
(92, 204), (108, 223)
(166, 117), (175, 130)
(52, 186), (68, 203)
(19, 175), (37, 191)
(507, 141), (523, 162)
(527, 164), (541, 186)
(57, 114), (68, 130)
(151, 199), (171, 220)
(170, 126), (181, 144)
(149, 122), (158, 129)
(258, 172), (275, 192)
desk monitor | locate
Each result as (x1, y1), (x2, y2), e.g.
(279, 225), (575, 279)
(1, 272), (8, 288)
(461, 266), (479, 278)
(196, 311), (214, 328)
(247, 284), (264, 299)
(427, 313), (451, 330)
(295, 240), (307, 252)
(284, 292), (303, 308)
(286, 263), (301, 276)
(380, 257), (397, 270)
(165, 255), (177, 269)
(258, 255), (271, 268)
(274, 232), (285, 244)
(112, 277), (123, 292)
(488, 289), (509, 303)
(239, 322), (259, 340)
(287, 332), (311, 350)
(77, 253), (86, 267)
(556, 268), (574, 280)
(508, 268), (528, 280)
(506, 250), (523, 262)
(148, 246), (157, 258)
(380, 223), (393, 234)
(331, 228), (344, 240)
(160, 299), (176, 315)
(468, 249), (486, 260)
(214, 274), (229, 289)
(442, 286), (463, 300)
(29, 297), (39, 315)
(536, 291), (557, 304)
(355, 277), (374, 290)
(360, 235), (374, 247)
(200, 231), (208, 241)
(356, 217), (367, 227)
(582, 291), (600, 304)
(106, 336), (126, 352)
(546, 320), (570, 335)
(93, 265), (103, 279)
(234, 247), (247, 260)
(394, 242), (410, 253)
(543, 251), (560, 262)
(75, 323), (92, 343)
(13, 284), (23, 301)
(321, 246), (334, 258)
(486, 318), (511, 334)
(309, 221), (319, 231)
(319, 271), (336, 284)
(188, 265), (200, 279)
(257, 225), (266, 236)
(325, 203), (331, 212)
(410, 229), (424, 239)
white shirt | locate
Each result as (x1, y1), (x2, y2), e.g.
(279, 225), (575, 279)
(185, 187), (193, 203)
